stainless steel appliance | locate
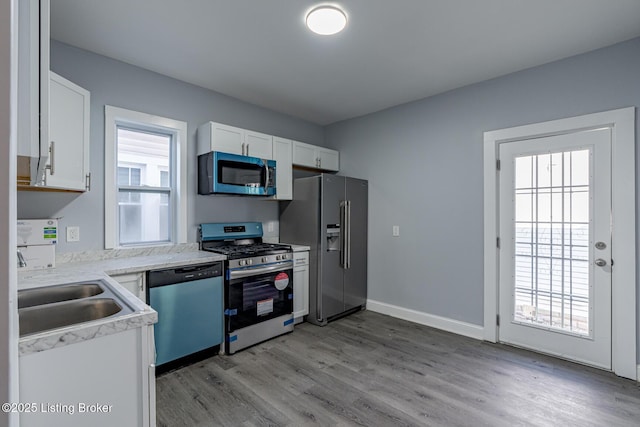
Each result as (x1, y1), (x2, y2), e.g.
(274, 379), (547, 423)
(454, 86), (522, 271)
(147, 262), (224, 373)
(280, 174), (368, 326)
(199, 222), (294, 354)
(198, 151), (276, 196)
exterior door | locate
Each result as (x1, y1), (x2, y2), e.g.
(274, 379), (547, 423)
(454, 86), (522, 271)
(498, 127), (612, 369)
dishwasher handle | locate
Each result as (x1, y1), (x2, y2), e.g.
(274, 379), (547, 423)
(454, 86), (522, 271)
(147, 261), (223, 287)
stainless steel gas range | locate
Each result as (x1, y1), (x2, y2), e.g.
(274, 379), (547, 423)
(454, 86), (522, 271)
(199, 222), (294, 354)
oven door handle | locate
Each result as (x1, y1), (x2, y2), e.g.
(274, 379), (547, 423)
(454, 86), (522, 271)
(227, 261), (292, 280)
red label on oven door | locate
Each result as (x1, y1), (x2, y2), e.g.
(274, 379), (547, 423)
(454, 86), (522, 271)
(274, 272), (290, 290)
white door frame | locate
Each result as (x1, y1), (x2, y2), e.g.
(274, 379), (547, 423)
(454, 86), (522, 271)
(483, 107), (636, 380)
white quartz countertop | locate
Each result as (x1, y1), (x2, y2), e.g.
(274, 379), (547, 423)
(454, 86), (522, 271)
(18, 249), (226, 356)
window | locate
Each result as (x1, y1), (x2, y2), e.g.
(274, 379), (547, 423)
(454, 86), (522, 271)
(105, 106), (187, 248)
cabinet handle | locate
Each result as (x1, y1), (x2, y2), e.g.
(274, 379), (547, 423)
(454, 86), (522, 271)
(246, 144), (249, 156)
(85, 173), (91, 191)
(242, 143), (245, 155)
(46, 141), (56, 175)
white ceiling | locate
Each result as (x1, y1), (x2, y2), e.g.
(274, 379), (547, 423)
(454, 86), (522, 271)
(50, 0), (640, 125)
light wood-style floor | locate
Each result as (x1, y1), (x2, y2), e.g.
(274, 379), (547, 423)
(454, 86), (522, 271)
(156, 311), (640, 426)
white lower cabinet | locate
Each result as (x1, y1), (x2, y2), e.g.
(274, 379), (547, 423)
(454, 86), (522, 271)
(110, 272), (146, 302)
(293, 251), (309, 323)
(19, 326), (156, 427)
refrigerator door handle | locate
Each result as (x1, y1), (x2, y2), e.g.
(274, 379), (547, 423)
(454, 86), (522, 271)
(346, 200), (351, 269)
(339, 201), (347, 268)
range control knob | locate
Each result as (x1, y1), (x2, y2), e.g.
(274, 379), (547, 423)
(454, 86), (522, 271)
(276, 255), (281, 260)
(281, 254), (288, 260)
(262, 257), (268, 263)
(239, 260), (246, 266)
(247, 259), (253, 265)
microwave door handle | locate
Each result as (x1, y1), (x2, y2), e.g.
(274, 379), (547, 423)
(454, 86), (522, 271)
(263, 160), (269, 193)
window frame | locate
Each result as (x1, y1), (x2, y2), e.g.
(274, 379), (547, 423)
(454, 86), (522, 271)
(104, 106), (187, 249)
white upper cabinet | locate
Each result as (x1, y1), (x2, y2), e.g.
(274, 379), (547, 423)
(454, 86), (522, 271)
(245, 130), (273, 159)
(272, 137), (293, 200)
(292, 141), (339, 171)
(201, 122), (244, 155)
(291, 141), (316, 167)
(197, 122), (273, 160)
(17, 0), (50, 186)
(44, 72), (91, 191)
(316, 146), (340, 172)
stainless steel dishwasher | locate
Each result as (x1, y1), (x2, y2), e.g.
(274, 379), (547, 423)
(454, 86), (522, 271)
(146, 261), (223, 372)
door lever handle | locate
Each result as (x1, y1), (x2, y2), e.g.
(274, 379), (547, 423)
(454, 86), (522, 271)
(595, 258), (607, 267)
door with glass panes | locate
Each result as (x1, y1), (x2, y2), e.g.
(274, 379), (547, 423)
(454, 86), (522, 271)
(498, 127), (611, 369)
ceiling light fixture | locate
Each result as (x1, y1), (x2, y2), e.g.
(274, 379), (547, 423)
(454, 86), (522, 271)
(305, 5), (347, 35)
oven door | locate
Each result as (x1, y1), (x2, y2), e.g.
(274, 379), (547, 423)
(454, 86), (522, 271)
(225, 260), (293, 332)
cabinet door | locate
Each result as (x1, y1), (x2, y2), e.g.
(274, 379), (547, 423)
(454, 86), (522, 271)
(44, 71), (90, 191)
(317, 147), (339, 172)
(292, 141), (317, 168)
(272, 137), (292, 200)
(20, 329), (149, 426)
(245, 130), (273, 159)
(111, 273), (146, 302)
(293, 251), (309, 321)
(198, 122), (244, 156)
(17, 0), (50, 186)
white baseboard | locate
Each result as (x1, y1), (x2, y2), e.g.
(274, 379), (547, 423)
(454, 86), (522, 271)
(366, 299), (484, 340)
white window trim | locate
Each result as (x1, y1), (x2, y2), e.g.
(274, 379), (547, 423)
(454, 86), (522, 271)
(104, 106), (187, 248)
(483, 107), (636, 380)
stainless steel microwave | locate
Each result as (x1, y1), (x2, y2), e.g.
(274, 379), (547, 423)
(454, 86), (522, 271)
(198, 151), (276, 196)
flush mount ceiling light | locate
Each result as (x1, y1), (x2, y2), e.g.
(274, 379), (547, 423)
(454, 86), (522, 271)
(305, 5), (347, 35)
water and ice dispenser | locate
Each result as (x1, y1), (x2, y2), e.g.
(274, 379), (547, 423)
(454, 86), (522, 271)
(326, 224), (341, 251)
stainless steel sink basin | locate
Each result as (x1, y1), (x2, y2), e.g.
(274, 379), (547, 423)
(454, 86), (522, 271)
(19, 298), (123, 336)
(18, 279), (136, 337)
(18, 283), (104, 309)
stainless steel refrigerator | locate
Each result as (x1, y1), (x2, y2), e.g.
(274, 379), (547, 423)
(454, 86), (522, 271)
(280, 174), (367, 326)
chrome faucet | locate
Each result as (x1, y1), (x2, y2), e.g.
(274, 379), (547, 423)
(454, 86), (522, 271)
(17, 249), (27, 268)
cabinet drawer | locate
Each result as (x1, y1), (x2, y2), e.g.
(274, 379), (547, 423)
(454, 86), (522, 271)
(293, 252), (309, 266)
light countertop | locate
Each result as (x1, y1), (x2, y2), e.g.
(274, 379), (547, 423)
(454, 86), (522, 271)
(18, 248), (226, 356)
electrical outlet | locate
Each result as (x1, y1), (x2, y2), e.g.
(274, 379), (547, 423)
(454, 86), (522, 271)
(392, 225), (400, 237)
(66, 226), (80, 242)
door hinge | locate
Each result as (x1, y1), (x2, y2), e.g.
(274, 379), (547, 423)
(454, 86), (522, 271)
(496, 159), (501, 171)
(496, 314), (500, 326)
(496, 237), (500, 249)
(85, 173), (91, 191)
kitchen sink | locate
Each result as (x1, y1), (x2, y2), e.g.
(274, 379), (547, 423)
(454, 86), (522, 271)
(19, 298), (125, 336)
(18, 283), (104, 309)
(18, 279), (135, 337)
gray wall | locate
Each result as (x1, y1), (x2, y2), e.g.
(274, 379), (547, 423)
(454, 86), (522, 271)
(17, 40), (325, 253)
(325, 37), (640, 343)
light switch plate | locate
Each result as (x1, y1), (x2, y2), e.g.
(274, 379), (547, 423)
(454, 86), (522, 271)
(392, 225), (400, 237)
(66, 226), (80, 242)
